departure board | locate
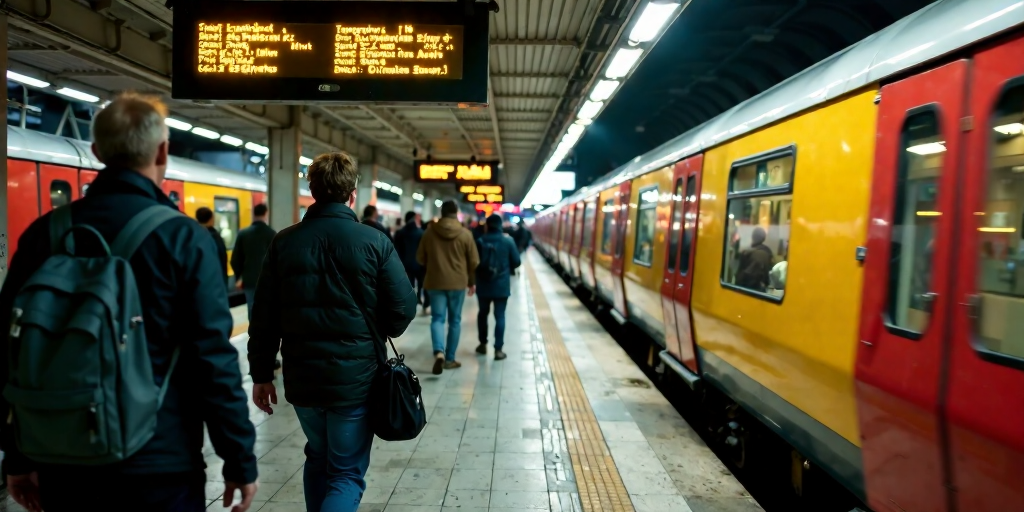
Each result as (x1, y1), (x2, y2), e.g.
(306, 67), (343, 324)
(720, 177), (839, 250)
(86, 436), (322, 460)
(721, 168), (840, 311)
(173, 1), (489, 104)
(415, 161), (498, 183)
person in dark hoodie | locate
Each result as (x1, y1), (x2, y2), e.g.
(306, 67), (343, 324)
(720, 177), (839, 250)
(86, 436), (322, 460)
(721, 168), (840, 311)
(417, 201), (480, 375)
(196, 206), (228, 289)
(361, 204), (393, 243)
(474, 214), (521, 361)
(394, 211), (429, 313)
(736, 226), (774, 292)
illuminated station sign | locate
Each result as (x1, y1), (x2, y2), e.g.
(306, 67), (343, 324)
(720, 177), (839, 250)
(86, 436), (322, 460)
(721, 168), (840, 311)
(172, 1), (489, 104)
(415, 161), (497, 183)
(459, 184), (504, 203)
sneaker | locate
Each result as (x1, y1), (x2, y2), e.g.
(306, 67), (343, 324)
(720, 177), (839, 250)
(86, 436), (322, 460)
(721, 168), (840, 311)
(432, 352), (444, 375)
(494, 350), (507, 361)
(443, 360), (462, 370)
(475, 344), (488, 355)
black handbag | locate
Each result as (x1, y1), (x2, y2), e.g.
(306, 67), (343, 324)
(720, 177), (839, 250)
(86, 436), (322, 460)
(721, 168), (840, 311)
(343, 275), (427, 441)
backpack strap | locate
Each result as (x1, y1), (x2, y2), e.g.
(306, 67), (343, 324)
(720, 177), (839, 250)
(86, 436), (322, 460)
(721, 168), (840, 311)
(110, 205), (185, 259)
(49, 205), (74, 255)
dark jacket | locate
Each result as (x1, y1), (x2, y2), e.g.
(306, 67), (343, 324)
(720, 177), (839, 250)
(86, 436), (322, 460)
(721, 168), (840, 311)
(0, 168), (257, 483)
(362, 217), (394, 243)
(230, 220), (277, 290)
(248, 202), (417, 407)
(417, 217), (480, 290)
(207, 225), (229, 285)
(475, 232), (522, 299)
(393, 222), (424, 273)
(737, 244), (774, 292)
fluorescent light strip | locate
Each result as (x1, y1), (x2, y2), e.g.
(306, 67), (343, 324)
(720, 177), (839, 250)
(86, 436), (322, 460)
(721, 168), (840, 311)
(165, 118), (193, 131)
(55, 87), (99, 103)
(578, 100), (604, 120)
(191, 127), (221, 139)
(299, 156), (313, 166)
(245, 142), (270, 155)
(629, 2), (681, 43)
(412, 193), (425, 201)
(7, 70), (50, 88)
(605, 48), (643, 79)
(590, 80), (620, 102)
(994, 123), (1023, 135)
(220, 135), (244, 146)
(906, 142), (946, 155)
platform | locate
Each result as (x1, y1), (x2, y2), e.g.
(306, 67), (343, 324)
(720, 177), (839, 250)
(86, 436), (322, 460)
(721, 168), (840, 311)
(2, 253), (759, 512)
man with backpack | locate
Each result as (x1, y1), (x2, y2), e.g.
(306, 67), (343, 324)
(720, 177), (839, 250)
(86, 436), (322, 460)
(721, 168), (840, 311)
(474, 214), (522, 361)
(0, 94), (258, 512)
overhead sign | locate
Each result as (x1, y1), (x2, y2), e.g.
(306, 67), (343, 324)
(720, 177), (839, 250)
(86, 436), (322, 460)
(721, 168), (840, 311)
(465, 193), (504, 203)
(458, 184), (504, 195)
(172, 1), (489, 104)
(415, 161), (497, 183)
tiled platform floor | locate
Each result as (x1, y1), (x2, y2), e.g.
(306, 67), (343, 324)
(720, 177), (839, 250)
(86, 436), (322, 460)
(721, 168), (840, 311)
(2, 253), (759, 512)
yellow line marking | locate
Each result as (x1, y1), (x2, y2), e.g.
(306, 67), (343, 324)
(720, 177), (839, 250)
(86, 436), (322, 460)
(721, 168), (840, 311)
(231, 322), (249, 338)
(526, 261), (636, 512)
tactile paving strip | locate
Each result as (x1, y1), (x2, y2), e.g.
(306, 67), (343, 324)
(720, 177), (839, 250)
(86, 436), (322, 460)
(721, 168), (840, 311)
(526, 262), (636, 512)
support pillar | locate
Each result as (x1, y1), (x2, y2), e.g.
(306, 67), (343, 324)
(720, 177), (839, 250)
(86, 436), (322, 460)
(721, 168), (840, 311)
(0, 15), (9, 285)
(267, 106), (301, 231)
(355, 160), (377, 216)
(399, 178), (415, 217)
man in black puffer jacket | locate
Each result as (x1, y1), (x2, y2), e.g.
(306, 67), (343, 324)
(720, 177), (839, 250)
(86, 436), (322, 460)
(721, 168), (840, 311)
(247, 152), (417, 512)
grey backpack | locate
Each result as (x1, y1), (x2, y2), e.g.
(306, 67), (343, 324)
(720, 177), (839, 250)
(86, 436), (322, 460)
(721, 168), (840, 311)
(4, 204), (184, 465)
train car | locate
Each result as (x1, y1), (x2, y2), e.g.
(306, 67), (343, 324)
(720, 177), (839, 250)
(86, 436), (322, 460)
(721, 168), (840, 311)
(6, 125), (316, 280)
(534, 1), (1024, 510)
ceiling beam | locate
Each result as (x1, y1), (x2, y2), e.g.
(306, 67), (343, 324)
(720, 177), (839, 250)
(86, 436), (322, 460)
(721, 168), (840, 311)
(491, 73), (568, 79)
(449, 109), (481, 161)
(490, 39), (580, 47)
(359, 106), (426, 154)
(495, 94), (562, 100)
(313, 106), (414, 165)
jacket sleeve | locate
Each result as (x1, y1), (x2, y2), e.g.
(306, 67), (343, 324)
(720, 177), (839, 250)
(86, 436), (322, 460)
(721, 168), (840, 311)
(230, 230), (245, 281)
(247, 238), (281, 385)
(183, 227), (258, 484)
(508, 237), (522, 271)
(465, 233), (480, 287)
(416, 231), (428, 266)
(0, 220), (50, 475)
(377, 240), (418, 338)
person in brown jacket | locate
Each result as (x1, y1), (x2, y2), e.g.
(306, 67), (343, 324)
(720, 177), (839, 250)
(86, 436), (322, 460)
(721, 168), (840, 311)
(417, 200), (480, 374)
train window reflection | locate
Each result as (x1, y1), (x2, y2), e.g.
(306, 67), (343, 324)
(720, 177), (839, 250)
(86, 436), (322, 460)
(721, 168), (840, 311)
(214, 196), (240, 250)
(667, 179), (684, 273)
(887, 110), (942, 334)
(976, 83), (1024, 360)
(601, 198), (615, 256)
(633, 186), (658, 267)
(50, 180), (72, 210)
(581, 201), (595, 254)
(731, 155), (793, 193)
(299, 206), (308, 220)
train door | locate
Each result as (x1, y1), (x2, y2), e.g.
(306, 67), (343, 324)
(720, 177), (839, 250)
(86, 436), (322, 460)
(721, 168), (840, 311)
(569, 201), (584, 280)
(38, 164), (80, 212)
(161, 180), (185, 211)
(7, 159), (39, 260)
(580, 198), (598, 290)
(660, 155), (704, 373)
(945, 35), (1024, 512)
(79, 170), (97, 197)
(611, 180), (631, 318)
(856, 60), (969, 512)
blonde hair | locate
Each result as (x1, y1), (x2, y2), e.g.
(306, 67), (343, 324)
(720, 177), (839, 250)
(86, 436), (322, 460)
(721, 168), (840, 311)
(307, 152), (359, 203)
(91, 92), (168, 169)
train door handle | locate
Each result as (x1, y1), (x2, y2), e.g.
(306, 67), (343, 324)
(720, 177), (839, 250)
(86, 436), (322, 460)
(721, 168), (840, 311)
(677, 283), (685, 289)
(918, 292), (938, 313)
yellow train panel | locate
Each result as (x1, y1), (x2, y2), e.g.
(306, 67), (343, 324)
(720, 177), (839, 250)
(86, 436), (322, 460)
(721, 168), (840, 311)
(593, 187), (617, 301)
(622, 166), (674, 339)
(690, 88), (878, 446)
(183, 182), (253, 277)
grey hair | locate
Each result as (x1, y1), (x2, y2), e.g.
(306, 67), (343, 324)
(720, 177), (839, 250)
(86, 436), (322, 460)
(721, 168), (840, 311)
(91, 93), (169, 169)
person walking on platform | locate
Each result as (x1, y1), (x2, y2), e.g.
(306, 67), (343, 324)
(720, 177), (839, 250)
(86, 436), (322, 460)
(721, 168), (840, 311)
(417, 200), (479, 375)
(248, 152), (417, 512)
(361, 204), (393, 243)
(394, 210), (429, 314)
(231, 203), (281, 370)
(474, 214), (522, 361)
(0, 94), (258, 512)
(196, 206), (229, 289)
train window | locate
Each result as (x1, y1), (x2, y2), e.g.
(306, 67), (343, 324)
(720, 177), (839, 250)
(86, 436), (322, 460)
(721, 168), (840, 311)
(633, 186), (659, 267)
(50, 180), (72, 209)
(679, 176), (697, 274)
(168, 191), (181, 209)
(299, 206), (308, 220)
(600, 198), (615, 255)
(975, 83), (1024, 360)
(721, 147), (795, 301)
(667, 179), (685, 273)
(213, 197), (240, 250)
(581, 201), (596, 254)
(887, 110), (943, 334)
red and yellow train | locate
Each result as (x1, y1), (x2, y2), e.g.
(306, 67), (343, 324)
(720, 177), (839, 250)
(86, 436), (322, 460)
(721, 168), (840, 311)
(534, 1), (1024, 510)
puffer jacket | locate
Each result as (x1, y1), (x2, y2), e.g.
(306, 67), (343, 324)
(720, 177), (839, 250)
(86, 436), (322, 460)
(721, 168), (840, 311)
(417, 217), (480, 291)
(247, 202), (417, 407)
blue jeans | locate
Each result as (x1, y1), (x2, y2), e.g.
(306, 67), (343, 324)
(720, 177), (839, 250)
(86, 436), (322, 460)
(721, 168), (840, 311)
(477, 297), (509, 350)
(294, 404), (374, 512)
(244, 287), (256, 320)
(427, 289), (466, 362)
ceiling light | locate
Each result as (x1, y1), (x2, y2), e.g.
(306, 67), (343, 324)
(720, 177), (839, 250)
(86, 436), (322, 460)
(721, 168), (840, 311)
(220, 134), (243, 146)
(605, 48), (643, 79)
(165, 118), (193, 131)
(392, 187), (403, 195)
(245, 142), (270, 155)
(250, 155), (262, 164)
(629, 2), (681, 44)
(590, 80), (620, 102)
(6, 70), (50, 88)
(994, 123), (1024, 135)
(299, 156), (313, 166)
(578, 100), (604, 120)
(567, 123), (585, 138)
(906, 142), (946, 155)
(412, 193), (425, 201)
(55, 87), (99, 103)
(575, 118), (593, 126)
(435, 199), (443, 208)
(191, 127), (221, 139)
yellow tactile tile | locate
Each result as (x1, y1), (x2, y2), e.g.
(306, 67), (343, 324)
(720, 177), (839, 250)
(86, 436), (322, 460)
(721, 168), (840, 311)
(527, 262), (635, 512)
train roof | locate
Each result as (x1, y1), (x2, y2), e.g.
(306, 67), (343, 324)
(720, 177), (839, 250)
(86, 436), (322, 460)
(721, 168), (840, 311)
(543, 0), (1024, 215)
(7, 125), (313, 197)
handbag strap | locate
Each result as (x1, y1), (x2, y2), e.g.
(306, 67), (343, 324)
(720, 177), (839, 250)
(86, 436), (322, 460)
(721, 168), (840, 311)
(338, 269), (400, 365)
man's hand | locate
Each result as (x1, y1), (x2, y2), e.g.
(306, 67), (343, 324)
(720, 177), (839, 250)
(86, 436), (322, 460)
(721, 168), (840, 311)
(223, 481), (258, 512)
(7, 472), (41, 512)
(467, 285), (476, 297)
(252, 382), (277, 415)
(235, 278), (244, 290)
